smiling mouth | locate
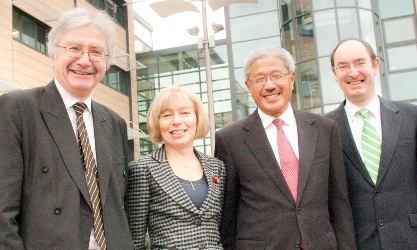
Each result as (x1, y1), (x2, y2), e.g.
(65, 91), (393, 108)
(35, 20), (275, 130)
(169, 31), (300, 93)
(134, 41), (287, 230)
(170, 129), (186, 135)
(72, 70), (94, 75)
(264, 93), (280, 99)
(348, 80), (364, 85)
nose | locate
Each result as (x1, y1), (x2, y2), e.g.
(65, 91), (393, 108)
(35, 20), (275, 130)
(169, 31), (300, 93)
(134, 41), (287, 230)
(172, 113), (182, 124)
(76, 51), (92, 65)
(347, 65), (360, 77)
(264, 76), (276, 89)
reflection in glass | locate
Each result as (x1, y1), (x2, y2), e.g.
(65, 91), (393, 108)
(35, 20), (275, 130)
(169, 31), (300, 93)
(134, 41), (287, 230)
(232, 37), (281, 68)
(379, 0), (415, 19)
(387, 45), (417, 71)
(389, 71), (417, 101)
(359, 9), (377, 53)
(314, 9), (338, 56)
(384, 17), (416, 44)
(281, 0), (292, 23)
(298, 60), (321, 112)
(231, 12), (280, 43)
(294, 0), (312, 15)
(312, 0), (334, 10)
(337, 8), (359, 39)
(297, 13), (316, 62)
(282, 21), (296, 58)
(319, 57), (344, 105)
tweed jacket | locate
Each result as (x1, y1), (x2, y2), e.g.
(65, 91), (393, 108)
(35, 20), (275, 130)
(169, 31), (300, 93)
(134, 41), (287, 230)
(126, 145), (226, 250)
(325, 97), (417, 249)
(215, 108), (356, 250)
(0, 81), (134, 249)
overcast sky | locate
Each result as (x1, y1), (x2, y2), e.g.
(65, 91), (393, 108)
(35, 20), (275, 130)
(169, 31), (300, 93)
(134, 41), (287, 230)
(132, 0), (226, 50)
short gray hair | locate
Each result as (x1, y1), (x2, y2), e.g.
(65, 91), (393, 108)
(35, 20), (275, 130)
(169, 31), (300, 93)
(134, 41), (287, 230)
(47, 8), (115, 69)
(243, 45), (296, 80)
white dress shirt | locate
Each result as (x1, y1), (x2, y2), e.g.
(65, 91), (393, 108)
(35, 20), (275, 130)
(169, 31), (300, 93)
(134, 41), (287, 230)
(55, 79), (101, 250)
(344, 95), (382, 161)
(258, 105), (299, 168)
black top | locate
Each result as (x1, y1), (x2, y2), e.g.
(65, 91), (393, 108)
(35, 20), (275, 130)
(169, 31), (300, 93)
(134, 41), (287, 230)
(177, 175), (208, 209)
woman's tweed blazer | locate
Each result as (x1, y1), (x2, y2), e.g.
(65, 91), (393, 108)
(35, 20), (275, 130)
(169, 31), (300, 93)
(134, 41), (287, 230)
(126, 145), (225, 250)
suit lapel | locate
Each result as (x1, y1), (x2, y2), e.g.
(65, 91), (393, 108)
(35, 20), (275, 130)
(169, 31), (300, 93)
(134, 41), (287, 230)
(41, 81), (91, 205)
(243, 110), (295, 203)
(294, 110), (316, 204)
(333, 103), (375, 186)
(198, 152), (219, 214)
(92, 102), (113, 206)
(149, 146), (200, 214)
(378, 98), (401, 186)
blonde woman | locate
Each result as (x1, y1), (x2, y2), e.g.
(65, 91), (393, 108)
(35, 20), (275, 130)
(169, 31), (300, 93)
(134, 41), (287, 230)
(127, 85), (225, 249)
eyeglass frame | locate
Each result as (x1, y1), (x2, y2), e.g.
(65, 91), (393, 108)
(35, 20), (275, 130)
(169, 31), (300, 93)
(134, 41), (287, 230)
(333, 59), (371, 72)
(57, 45), (108, 62)
(249, 71), (293, 86)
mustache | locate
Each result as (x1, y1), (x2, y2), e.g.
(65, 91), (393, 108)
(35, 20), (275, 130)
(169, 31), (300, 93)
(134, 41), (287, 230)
(68, 66), (97, 74)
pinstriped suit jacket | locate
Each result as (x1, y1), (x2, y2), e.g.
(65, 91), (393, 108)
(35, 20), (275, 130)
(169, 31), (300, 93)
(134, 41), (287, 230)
(126, 145), (225, 250)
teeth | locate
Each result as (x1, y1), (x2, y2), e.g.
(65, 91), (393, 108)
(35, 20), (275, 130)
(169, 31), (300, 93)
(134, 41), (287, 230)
(349, 81), (362, 85)
(265, 94), (279, 99)
(171, 130), (185, 134)
(73, 71), (91, 75)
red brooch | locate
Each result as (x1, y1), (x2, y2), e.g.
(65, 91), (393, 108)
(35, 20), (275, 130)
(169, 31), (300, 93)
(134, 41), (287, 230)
(212, 176), (221, 184)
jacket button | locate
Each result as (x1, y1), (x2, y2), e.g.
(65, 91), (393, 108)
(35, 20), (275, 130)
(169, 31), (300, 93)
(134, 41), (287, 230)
(42, 166), (49, 173)
(123, 171), (126, 177)
(295, 242), (300, 248)
(374, 190), (380, 196)
(194, 218), (202, 226)
(297, 208), (301, 214)
(378, 219), (384, 226)
(54, 207), (61, 215)
(198, 243), (205, 249)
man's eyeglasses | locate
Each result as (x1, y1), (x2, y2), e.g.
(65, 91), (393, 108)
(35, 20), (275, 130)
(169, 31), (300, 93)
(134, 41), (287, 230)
(250, 71), (292, 86)
(58, 46), (107, 62)
(333, 59), (369, 72)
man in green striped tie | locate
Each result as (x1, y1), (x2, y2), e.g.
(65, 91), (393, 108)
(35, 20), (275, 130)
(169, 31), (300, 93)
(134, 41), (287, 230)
(325, 38), (417, 250)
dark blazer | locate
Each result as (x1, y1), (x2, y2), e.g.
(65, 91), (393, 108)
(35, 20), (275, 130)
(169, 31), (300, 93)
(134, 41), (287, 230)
(0, 81), (134, 249)
(325, 97), (417, 250)
(126, 145), (226, 250)
(215, 108), (356, 250)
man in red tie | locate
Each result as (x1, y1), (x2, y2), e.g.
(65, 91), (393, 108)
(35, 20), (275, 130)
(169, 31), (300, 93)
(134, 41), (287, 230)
(215, 45), (356, 249)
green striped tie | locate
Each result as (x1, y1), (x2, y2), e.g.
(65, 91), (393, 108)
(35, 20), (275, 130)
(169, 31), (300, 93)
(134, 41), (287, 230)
(358, 108), (381, 184)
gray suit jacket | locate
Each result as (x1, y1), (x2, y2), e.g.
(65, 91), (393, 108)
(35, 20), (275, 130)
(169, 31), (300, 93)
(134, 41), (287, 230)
(215, 108), (356, 250)
(0, 81), (134, 249)
(126, 145), (225, 249)
(325, 97), (417, 250)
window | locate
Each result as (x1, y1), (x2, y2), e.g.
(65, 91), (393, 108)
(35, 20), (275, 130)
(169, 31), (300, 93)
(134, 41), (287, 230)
(87, 0), (127, 28)
(12, 7), (49, 54)
(101, 66), (130, 95)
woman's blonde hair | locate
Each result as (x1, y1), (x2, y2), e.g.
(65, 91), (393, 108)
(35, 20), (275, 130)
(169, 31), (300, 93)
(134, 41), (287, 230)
(147, 85), (210, 143)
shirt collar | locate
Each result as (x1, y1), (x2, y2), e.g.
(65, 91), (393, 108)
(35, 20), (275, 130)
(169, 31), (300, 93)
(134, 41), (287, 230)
(258, 104), (296, 128)
(54, 78), (93, 112)
(345, 95), (380, 119)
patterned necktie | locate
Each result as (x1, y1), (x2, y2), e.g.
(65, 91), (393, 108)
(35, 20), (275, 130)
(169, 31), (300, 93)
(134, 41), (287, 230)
(273, 119), (299, 201)
(74, 102), (106, 250)
(357, 108), (381, 184)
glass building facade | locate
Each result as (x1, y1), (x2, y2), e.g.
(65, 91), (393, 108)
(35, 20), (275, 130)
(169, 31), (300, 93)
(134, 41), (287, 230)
(136, 0), (417, 155)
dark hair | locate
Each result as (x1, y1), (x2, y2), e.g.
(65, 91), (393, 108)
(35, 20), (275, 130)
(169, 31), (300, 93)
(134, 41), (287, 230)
(330, 38), (377, 68)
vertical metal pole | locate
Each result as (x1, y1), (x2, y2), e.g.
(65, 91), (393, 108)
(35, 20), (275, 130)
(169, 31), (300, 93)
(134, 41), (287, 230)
(201, 0), (216, 155)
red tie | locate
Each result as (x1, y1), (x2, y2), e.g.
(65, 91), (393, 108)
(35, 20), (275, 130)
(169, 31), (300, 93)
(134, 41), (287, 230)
(273, 119), (299, 201)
